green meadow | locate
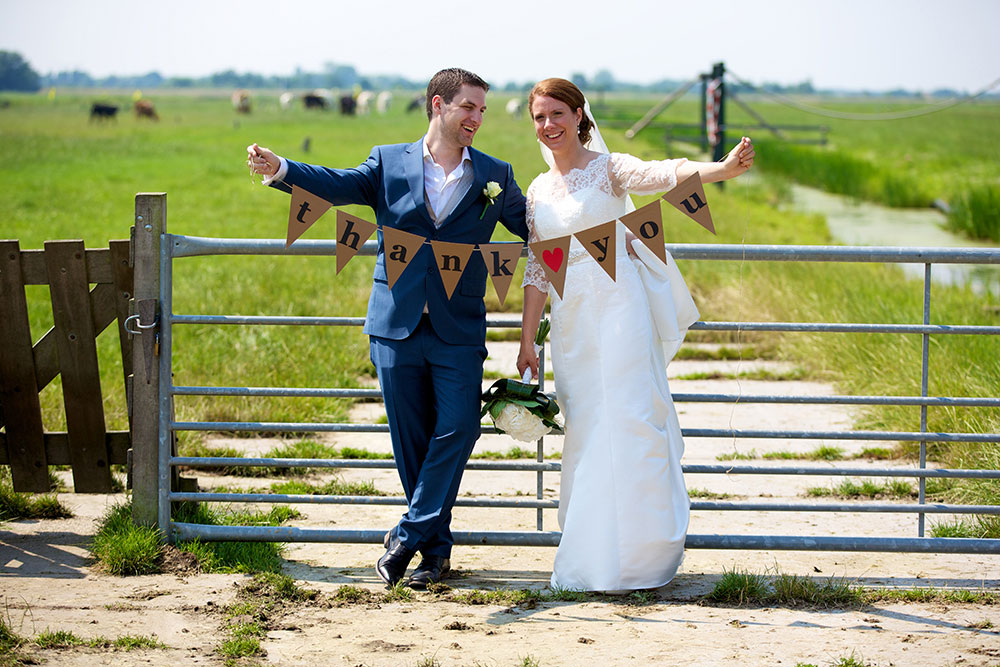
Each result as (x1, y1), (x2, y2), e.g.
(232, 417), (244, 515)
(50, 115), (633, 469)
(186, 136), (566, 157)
(0, 90), (997, 507)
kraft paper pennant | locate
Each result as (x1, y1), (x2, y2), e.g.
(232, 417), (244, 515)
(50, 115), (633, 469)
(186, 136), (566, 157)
(287, 185), (333, 247)
(528, 235), (572, 299)
(336, 210), (377, 274)
(574, 219), (618, 282)
(479, 242), (524, 305)
(662, 172), (715, 235)
(382, 226), (426, 289)
(430, 241), (475, 299)
(619, 200), (667, 266)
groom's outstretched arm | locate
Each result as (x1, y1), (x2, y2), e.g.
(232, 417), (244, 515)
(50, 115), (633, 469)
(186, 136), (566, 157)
(247, 142), (380, 209)
(498, 163), (529, 241)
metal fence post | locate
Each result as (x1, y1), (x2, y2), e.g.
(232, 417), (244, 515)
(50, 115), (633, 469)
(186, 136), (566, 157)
(131, 194), (165, 527)
(919, 263), (932, 536)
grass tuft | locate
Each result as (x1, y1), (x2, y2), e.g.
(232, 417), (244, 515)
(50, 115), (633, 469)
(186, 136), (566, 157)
(91, 503), (164, 576)
(172, 502), (300, 573)
(0, 467), (73, 522)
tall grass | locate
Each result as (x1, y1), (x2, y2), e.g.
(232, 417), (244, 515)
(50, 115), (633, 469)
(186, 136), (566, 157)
(948, 183), (1000, 241)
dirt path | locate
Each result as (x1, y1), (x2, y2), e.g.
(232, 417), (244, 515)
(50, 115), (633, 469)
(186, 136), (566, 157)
(2, 342), (998, 666)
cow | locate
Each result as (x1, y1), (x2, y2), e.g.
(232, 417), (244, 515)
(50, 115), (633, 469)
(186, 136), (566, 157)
(90, 102), (119, 122)
(232, 89), (251, 114)
(356, 90), (375, 115)
(339, 94), (357, 116)
(505, 98), (524, 119)
(303, 93), (328, 110)
(376, 90), (393, 114)
(279, 91), (295, 110)
(134, 99), (158, 121)
(406, 94), (425, 113)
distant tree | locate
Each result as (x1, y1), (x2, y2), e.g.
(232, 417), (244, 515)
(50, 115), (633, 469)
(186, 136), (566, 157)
(0, 51), (41, 91)
(592, 69), (615, 91)
(570, 72), (588, 90)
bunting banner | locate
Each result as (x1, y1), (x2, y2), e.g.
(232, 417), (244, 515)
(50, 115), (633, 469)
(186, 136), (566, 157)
(663, 172), (715, 235)
(619, 200), (667, 266)
(287, 185), (333, 248)
(574, 219), (618, 282)
(382, 226), (426, 289)
(336, 210), (378, 274)
(479, 242), (524, 304)
(283, 180), (716, 303)
(430, 241), (477, 299)
(528, 235), (572, 299)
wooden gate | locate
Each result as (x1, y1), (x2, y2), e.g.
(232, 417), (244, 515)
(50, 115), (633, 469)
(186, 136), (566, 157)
(0, 238), (133, 493)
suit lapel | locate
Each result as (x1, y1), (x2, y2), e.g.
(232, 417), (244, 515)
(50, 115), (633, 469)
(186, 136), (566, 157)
(438, 148), (488, 228)
(404, 139), (435, 227)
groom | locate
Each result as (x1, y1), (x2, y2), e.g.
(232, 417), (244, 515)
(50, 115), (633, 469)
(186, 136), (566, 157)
(248, 68), (529, 587)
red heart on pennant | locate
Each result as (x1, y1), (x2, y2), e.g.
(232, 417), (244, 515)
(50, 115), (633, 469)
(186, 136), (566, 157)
(542, 248), (563, 272)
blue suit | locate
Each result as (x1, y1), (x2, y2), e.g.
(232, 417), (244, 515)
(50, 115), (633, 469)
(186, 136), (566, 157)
(272, 139), (528, 557)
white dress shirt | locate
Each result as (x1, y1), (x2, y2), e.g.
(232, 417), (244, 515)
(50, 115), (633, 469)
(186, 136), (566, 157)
(422, 140), (472, 223)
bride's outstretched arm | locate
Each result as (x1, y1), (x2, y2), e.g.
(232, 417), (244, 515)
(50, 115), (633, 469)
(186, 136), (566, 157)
(517, 286), (548, 381)
(676, 136), (755, 184)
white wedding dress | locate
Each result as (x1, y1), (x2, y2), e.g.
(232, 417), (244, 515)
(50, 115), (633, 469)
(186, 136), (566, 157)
(524, 152), (693, 592)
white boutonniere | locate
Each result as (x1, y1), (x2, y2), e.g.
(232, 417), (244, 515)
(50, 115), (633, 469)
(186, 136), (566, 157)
(480, 181), (502, 220)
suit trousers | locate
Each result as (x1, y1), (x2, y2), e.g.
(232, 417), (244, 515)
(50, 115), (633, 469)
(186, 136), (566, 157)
(369, 314), (487, 558)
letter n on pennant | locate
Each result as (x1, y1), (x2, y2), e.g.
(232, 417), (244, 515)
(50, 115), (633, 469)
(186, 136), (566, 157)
(430, 241), (475, 299)
(662, 172), (715, 235)
(382, 226), (426, 289)
(479, 242), (523, 305)
(287, 185), (333, 248)
(336, 210), (377, 274)
(528, 235), (571, 299)
(619, 200), (667, 265)
(574, 219), (618, 282)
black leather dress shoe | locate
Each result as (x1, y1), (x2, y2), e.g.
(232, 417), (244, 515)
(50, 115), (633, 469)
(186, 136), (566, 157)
(376, 536), (415, 587)
(406, 555), (451, 589)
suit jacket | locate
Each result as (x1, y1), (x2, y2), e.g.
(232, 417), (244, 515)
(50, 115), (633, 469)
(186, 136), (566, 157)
(272, 139), (528, 345)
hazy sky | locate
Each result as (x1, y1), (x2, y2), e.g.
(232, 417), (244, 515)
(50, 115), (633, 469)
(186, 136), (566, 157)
(3, 0), (999, 92)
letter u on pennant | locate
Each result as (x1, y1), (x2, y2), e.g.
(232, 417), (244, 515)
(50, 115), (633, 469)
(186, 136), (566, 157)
(662, 172), (716, 235)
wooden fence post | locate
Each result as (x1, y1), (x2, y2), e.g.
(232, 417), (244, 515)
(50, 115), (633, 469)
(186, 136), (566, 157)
(131, 193), (165, 527)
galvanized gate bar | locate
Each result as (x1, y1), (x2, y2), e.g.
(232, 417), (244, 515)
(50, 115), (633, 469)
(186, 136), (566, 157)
(173, 384), (1000, 407)
(167, 491), (1000, 515)
(170, 523), (1000, 554)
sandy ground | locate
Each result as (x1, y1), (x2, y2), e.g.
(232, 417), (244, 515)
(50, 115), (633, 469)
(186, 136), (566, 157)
(2, 342), (999, 666)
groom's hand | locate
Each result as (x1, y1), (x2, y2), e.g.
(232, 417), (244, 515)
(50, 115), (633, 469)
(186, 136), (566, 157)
(247, 143), (280, 177)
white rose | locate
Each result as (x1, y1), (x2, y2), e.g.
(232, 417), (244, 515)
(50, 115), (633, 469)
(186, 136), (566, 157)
(494, 403), (551, 443)
(484, 181), (502, 200)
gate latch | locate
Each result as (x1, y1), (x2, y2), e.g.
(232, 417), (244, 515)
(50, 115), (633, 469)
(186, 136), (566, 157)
(124, 299), (160, 383)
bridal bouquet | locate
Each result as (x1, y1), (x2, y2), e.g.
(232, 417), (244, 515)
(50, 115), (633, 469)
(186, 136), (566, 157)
(481, 319), (561, 442)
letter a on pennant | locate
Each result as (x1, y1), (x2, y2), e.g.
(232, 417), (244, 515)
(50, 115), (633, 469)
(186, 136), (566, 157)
(619, 200), (667, 265)
(335, 210), (377, 274)
(574, 219), (618, 282)
(430, 241), (475, 299)
(662, 172), (715, 235)
(287, 185), (333, 248)
(382, 226), (426, 289)
(479, 242), (524, 305)
(528, 235), (572, 299)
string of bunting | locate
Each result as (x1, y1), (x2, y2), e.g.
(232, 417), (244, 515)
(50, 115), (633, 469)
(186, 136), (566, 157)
(284, 173), (715, 304)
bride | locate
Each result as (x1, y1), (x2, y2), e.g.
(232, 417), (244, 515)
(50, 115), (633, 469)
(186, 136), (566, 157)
(516, 78), (754, 592)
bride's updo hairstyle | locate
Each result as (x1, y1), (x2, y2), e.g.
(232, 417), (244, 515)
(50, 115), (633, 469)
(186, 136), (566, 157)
(528, 78), (593, 146)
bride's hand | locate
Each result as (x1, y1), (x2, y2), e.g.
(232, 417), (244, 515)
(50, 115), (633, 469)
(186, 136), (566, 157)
(516, 339), (539, 382)
(722, 136), (754, 177)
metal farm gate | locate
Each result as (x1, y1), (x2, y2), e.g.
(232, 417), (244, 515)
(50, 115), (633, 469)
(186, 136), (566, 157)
(128, 194), (1000, 554)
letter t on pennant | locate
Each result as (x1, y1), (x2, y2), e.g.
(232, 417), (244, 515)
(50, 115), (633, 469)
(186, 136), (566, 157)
(287, 185), (333, 248)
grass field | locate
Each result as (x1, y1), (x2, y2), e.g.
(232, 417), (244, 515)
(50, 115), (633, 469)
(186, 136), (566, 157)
(0, 89), (997, 506)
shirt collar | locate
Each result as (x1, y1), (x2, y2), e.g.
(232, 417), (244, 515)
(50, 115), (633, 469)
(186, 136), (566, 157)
(422, 138), (471, 170)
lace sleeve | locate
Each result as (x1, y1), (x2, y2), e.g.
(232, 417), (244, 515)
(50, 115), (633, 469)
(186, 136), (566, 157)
(520, 185), (550, 293)
(607, 153), (687, 197)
